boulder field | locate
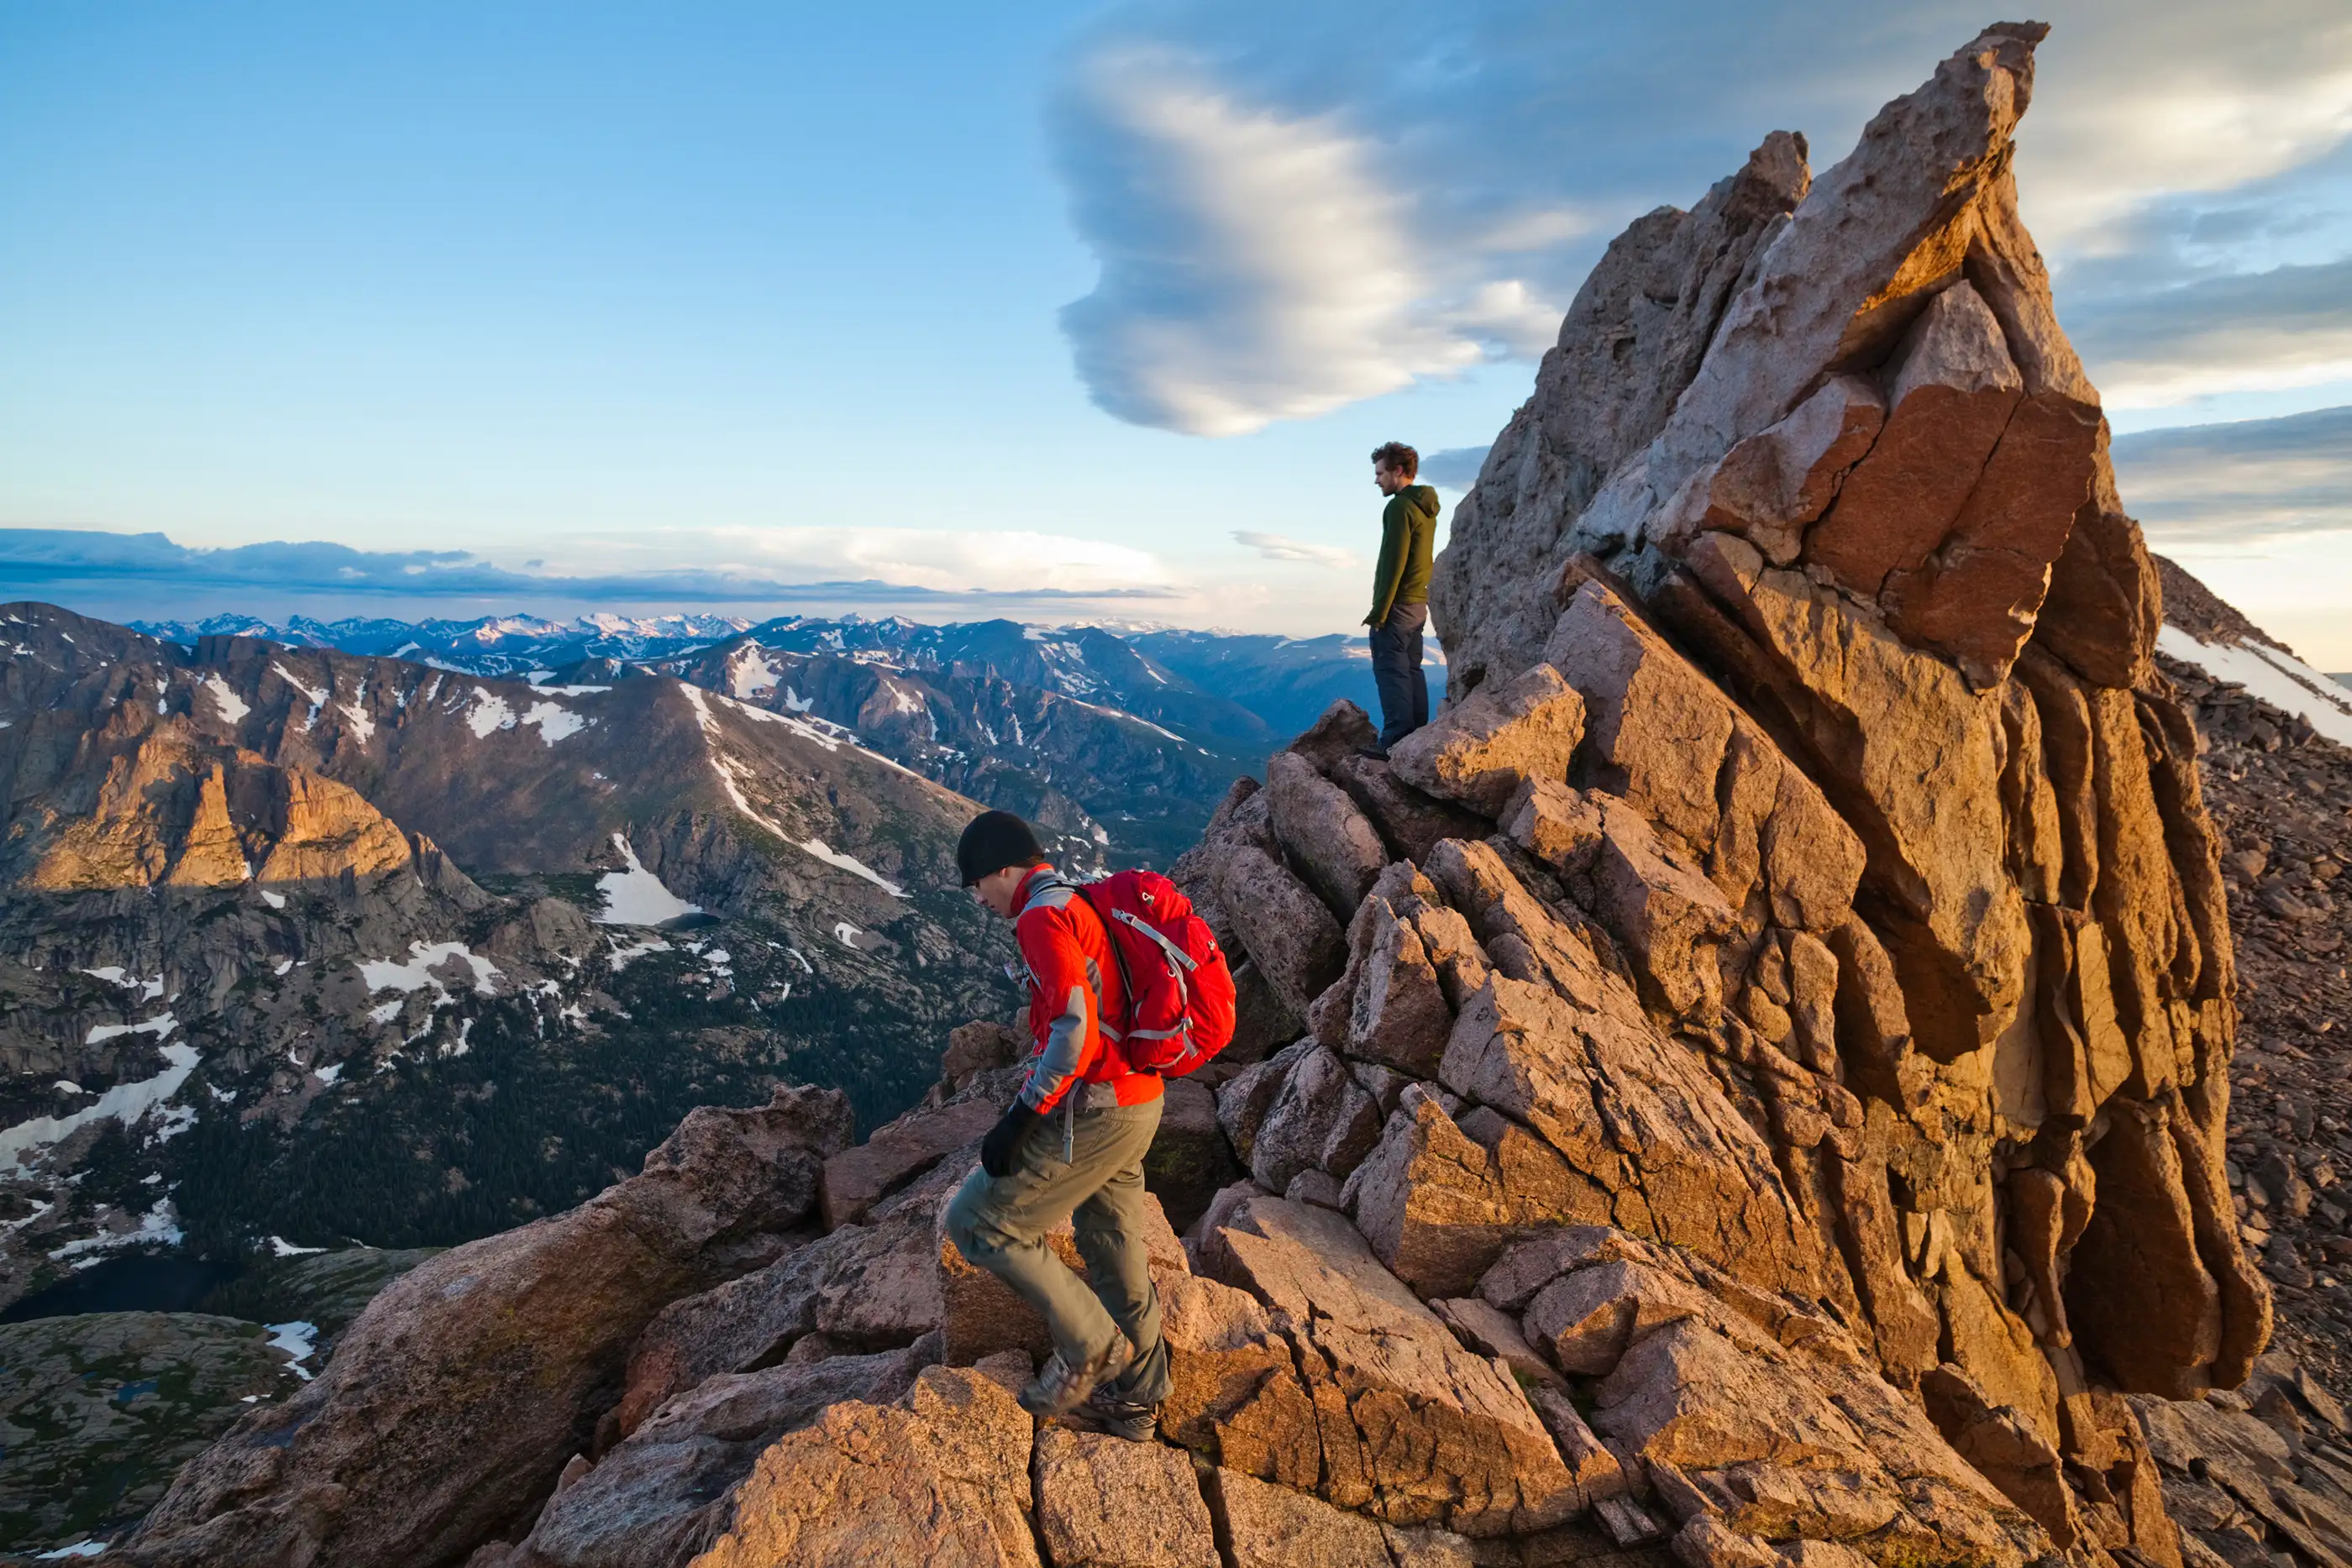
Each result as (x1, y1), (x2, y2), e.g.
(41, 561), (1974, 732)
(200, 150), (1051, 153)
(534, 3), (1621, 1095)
(113, 23), (2352, 1568)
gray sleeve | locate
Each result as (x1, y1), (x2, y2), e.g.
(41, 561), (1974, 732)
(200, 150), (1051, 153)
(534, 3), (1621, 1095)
(1020, 983), (1090, 1111)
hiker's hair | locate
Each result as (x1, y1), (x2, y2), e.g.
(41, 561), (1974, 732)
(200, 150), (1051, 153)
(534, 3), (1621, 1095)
(1370, 442), (1418, 479)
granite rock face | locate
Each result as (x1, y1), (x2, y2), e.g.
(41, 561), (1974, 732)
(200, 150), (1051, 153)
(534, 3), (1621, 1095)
(119, 26), (2271, 1568)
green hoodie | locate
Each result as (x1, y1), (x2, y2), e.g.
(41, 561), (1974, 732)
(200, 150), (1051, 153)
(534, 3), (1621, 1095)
(1366, 484), (1441, 627)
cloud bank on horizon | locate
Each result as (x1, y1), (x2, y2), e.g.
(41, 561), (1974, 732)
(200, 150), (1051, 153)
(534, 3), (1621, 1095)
(1051, 0), (2352, 438)
(0, 527), (1183, 624)
(2112, 405), (2352, 543)
(12, 404), (2344, 624)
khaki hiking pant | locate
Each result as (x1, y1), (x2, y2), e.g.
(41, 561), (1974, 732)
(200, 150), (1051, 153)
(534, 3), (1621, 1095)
(943, 1094), (1173, 1407)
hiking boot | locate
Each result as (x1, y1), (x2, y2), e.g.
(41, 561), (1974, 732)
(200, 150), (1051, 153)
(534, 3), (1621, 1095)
(1084, 1386), (1159, 1443)
(1018, 1337), (1133, 1418)
(1355, 744), (1390, 761)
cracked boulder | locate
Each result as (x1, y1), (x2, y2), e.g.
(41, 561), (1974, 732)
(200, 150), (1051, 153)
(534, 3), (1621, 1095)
(1243, 1043), (1384, 1194)
(1347, 1086), (1590, 1298)
(1206, 843), (1347, 1019)
(618, 1185), (948, 1435)
(1482, 1228), (2057, 1568)
(1307, 869), (1457, 1076)
(1196, 1192), (1585, 1535)
(820, 1095), (1004, 1230)
(1267, 749), (1389, 920)
(1031, 1426), (1221, 1568)
(1200, 1466), (1487, 1568)
(1389, 663), (1586, 816)
(680, 1363), (1042, 1568)
(512, 1340), (937, 1568)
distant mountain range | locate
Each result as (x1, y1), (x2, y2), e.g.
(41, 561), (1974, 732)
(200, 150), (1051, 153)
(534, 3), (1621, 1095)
(130, 611), (1425, 868)
(0, 601), (1030, 1305)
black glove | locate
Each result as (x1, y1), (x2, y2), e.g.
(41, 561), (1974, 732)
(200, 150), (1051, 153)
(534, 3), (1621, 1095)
(980, 1102), (1044, 1179)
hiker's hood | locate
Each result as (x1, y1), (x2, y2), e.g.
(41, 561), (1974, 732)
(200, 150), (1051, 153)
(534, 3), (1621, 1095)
(1399, 484), (1441, 521)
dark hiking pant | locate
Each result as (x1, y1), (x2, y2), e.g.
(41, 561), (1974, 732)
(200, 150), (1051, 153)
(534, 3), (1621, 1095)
(942, 1095), (1172, 1406)
(1370, 600), (1431, 748)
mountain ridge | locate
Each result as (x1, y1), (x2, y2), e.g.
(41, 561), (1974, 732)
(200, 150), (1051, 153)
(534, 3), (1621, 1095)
(0, 599), (1019, 1315)
(119, 608), (1433, 868)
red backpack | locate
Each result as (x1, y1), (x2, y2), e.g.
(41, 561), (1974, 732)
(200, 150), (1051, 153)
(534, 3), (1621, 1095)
(1075, 869), (1236, 1077)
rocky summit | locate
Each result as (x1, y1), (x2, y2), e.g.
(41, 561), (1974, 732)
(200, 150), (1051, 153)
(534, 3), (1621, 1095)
(24, 20), (2351, 1568)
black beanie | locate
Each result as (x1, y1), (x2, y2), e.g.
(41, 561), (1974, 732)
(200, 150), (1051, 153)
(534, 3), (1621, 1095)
(957, 810), (1046, 887)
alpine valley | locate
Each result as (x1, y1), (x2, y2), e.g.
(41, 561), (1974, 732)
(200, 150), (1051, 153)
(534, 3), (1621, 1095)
(0, 606), (1032, 1303)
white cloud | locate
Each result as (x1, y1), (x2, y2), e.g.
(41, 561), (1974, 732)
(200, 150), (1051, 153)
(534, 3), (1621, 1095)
(1052, 1), (2352, 436)
(2013, 9), (2352, 251)
(0, 525), (1184, 623)
(1056, 45), (1554, 436)
(1232, 530), (1355, 569)
(628, 526), (1173, 596)
(1418, 447), (1491, 490)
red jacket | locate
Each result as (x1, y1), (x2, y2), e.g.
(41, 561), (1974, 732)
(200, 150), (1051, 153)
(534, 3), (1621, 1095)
(1011, 866), (1162, 1114)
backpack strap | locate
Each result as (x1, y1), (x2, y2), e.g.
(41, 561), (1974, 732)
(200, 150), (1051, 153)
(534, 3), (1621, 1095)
(1072, 884), (1132, 1025)
(1107, 907), (1200, 971)
(1074, 883), (1152, 1065)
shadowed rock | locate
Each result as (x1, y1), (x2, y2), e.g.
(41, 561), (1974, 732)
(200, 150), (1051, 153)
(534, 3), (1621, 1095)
(1267, 750), (1389, 920)
(1243, 1044), (1383, 1193)
(125, 1087), (851, 1568)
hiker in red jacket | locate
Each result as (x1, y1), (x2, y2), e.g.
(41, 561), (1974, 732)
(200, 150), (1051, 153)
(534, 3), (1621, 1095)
(943, 810), (1171, 1439)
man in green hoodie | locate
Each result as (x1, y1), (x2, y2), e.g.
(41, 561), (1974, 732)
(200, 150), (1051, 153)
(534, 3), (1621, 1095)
(1363, 441), (1441, 756)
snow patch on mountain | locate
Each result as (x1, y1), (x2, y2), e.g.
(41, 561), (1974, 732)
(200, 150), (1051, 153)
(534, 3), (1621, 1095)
(2158, 626), (2352, 749)
(266, 1320), (321, 1379)
(202, 675), (249, 724)
(87, 1013), (180, 1046)
(359, 942), (501, 997)
(271, 663), (328, 729)
(797, 839), (906, 898)
(340, 679), (375, 743)
(81, 968), (165, 1003)
(50, 1198), (183, 1264)
(606, 934), (673, 971)
(520, 700), (588, 744)
(728, 646), (785, 700)
(595, 836), (701, 926)
(465, 688), (517, 738)
(0, 1042), (202, 1172)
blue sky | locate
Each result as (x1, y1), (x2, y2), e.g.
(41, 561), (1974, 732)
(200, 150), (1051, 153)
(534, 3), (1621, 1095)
(3, 3), (2349, 659)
